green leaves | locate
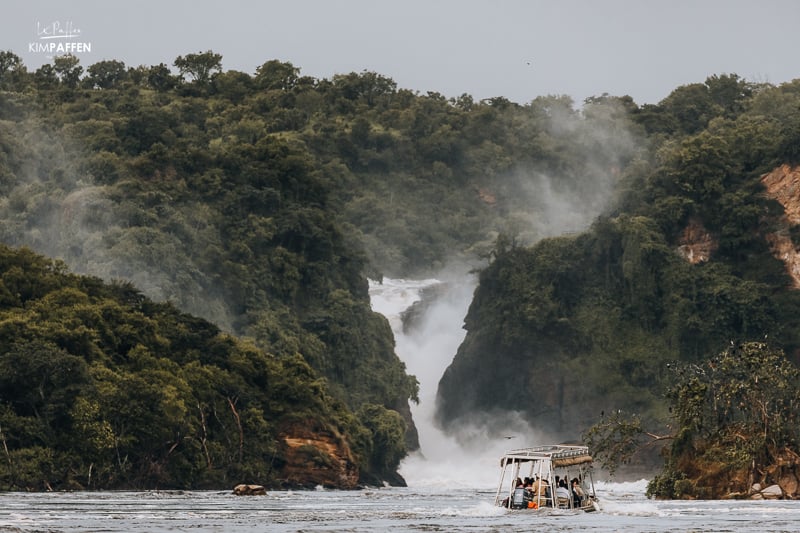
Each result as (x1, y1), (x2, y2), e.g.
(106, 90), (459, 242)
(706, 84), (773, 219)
(0, 244), (390, 489)
(583, 411), (648, 476)
(646, 342), (800, 498)
(357, 404), (407, 474)
(173, 50), (222, 85)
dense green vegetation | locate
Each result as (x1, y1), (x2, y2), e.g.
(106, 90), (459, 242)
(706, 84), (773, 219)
(586, 342), (800, 498)
(0, 47), (643, 490)
(1, 47), (799, 495)
(649, 341), (800, 498)
(0, 244), (373, 489)
(436, 74), (800, 491)
(0, 51), (432, 488)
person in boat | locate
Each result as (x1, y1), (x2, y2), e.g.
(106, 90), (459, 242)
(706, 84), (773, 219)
(500, 478), (526, 508)
(510, 477), (533, 509)
(571, 478), (585, 507)
(555, 479), (571, 507)
(530, 475), (550, 506)
(522, 478), (531, 496)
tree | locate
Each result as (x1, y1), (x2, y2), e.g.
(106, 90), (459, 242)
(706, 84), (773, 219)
(0, 51), (26, 91)
(86, 60), (127, 89)
(212, 70), (253, 103)
(659, 83), (717, 135)
(0, 51), (20, 77)
(0, 339), (90, 433)
(704, 73), (752, 118)
(53, 54), (83, 88)
(255, 60), (299, 91)
(357, 403), (407, 475)
(583, 410), (670, 476)
(330, 71), (397, 107)
(173, 50), (222, 84)
(146, 63), (178, 91)
(586, 342), (800, 498)
(33, 63), (57, 89)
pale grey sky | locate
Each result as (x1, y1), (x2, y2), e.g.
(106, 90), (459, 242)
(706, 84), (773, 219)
(2, 0), (798, 105)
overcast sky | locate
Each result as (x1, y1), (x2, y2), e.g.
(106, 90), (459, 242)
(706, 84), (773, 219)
(2, 0), (798, 106)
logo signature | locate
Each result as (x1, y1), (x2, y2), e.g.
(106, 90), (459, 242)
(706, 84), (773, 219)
(36, 21), (82, 40)
(29, 20), (92, 56)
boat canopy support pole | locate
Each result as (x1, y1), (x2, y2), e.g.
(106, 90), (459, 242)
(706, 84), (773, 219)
(494, 457), (507, 506)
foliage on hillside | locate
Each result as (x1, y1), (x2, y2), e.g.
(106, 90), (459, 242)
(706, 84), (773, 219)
(0, 48), (646, 489)
(0, 50), (428, 488)
(649, 341), (800, 499)
(0, 244), (378, 490)
(436, 74), (800, 486)
(2, 48), (799, 494)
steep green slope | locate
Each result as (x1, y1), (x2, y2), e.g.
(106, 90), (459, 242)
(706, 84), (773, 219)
(0, 244), (376, 490)
(0, 52), (417, 487)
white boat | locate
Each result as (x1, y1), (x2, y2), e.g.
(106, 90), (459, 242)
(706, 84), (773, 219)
(494, 445), (600, 511)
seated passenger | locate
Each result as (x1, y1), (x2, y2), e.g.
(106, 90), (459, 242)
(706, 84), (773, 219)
(530, 475), (550, 506)
(571, 478), (585, 507)
(555, 479), (571, 508)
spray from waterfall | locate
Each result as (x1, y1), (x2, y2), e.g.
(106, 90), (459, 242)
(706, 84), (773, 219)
(369, 276), (543, 489)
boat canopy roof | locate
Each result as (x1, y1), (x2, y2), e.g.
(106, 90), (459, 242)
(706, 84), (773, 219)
(500, 445), (593, 468)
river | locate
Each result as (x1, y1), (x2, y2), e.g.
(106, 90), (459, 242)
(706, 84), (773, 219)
(2, 482), (800, 532)
(2, 278), (798, 532)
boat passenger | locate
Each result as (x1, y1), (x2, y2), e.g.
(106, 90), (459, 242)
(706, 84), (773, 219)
(555, 479), (571, 508)
(511, 478), (532, 509)
(571, 478), (585, 507)
(530, 475), (550, 506)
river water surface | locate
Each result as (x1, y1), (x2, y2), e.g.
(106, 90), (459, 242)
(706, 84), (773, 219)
(2, 481), (800, 532)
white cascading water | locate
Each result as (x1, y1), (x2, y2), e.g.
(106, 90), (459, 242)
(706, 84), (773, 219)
(369, 276), (540, 489)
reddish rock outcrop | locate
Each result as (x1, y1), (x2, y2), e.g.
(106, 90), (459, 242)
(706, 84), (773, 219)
(676, 217), (717, 264)
(760, 447), (800, 498)
(278, 419), (359, 489)
(761, 164), (800, 288)
(475, 186), (497, 206)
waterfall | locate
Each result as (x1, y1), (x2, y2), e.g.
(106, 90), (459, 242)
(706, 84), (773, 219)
(369, 276), (537, 489)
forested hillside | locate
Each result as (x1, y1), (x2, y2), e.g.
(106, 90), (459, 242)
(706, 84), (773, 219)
(0, 51), (427, 489)
(436, 74), (800, 496)
(0, 48), (643, 491)
(2, 48), (799, 495)
(0, 244), (378, 490)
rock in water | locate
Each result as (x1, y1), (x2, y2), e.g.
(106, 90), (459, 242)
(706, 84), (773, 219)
(233, 484), (266, 496)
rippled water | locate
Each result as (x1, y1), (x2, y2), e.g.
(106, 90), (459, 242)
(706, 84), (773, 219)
(2, 481), (800, 532)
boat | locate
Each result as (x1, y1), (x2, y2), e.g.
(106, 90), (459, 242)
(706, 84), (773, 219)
(494, 444), (600, 512)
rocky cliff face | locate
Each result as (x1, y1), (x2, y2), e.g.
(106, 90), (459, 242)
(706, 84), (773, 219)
(277, 420), (359, 489)
(761, 164), (800, 287)
(676, 217), (717, 264)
